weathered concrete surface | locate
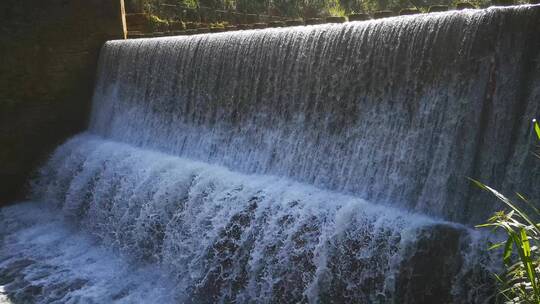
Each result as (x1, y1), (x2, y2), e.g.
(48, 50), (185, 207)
(0, 0), (126, 206)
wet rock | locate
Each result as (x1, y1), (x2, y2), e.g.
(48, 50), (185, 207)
(396, 224), (468, 304)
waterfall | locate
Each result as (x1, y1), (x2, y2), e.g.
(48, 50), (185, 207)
(2, 5), (540, 303)
(90, 6), (539, 223)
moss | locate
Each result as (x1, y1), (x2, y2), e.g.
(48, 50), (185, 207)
(148, 14), (169, 32)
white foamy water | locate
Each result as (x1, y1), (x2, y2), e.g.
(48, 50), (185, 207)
(90, 5), (540, 223)
(0, 201), (177, 303)
(1, 134), (492, 303)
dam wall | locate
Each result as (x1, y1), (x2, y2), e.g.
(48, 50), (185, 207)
(0, 0), (126, 205)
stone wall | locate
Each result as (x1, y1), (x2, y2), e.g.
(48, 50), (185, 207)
(0, 0), (126, 205)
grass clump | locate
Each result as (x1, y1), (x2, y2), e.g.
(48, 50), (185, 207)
(475, 119), (540, 303)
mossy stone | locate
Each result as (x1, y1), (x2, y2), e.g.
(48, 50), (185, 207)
(348, 13), (371, 21)
(456, 2), (476, 9)
(285, 20), (304, 26)
(305, 18), (325, 25)
(373, 11), (395, 19)
(169, 21), (185, 31)
(127, 32), (145, 39)
(491, 0), (514, 5)
(325, 16), (346, 23)
(399, 8), (420, 15)
(253, 23), (267, 29)
(210, 27), (225, 33)
(428, 5), (448, 12)
(245, 14), (258, 24)
(196, 28), (210, 34)
(268, 21), (286, 27)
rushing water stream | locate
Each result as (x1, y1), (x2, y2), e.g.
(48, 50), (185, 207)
(1, 5), (539, 303)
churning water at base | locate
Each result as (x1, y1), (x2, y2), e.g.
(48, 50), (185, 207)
(3, 135), (494, 303)
(2, 5), (540, 303)
(0, 201), (176, 303)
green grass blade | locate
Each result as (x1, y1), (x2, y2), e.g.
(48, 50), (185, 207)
(470, 178), (540, 234)
(517, 228), (540, 301)
(503, 236), (513, 266)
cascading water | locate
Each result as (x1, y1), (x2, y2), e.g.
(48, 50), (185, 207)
(1, 5), (539, 303)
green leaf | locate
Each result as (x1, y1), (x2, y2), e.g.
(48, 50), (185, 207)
(503, 237), (513, 266)
(474, 180), (540, 234)
(534, 118), (540, 140)
(516, 228), (540, 301)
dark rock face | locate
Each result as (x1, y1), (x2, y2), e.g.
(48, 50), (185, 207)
(396, 224), (495, 304)
(0, 0), (125, 205)
(396, 224), (465, 303)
